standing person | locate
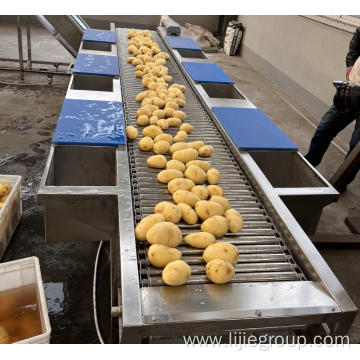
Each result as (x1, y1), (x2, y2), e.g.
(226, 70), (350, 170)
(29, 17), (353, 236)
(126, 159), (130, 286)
(304, 27), (360, 192)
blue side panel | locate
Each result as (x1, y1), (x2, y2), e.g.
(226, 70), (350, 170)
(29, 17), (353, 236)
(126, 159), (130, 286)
(73, 53), (120, 77)
(182, 61), (234, 84)
(82, 29), (116, 43)
(165, 36), (202, 50)
(53, 99), (126, 146)
(212, 107), (298, 151)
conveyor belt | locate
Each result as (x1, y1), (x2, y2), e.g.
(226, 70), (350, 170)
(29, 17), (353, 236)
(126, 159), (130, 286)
(116, 28), (306, 287)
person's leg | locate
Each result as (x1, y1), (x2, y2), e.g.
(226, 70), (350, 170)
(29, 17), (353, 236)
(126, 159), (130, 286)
(304, 104), (356, 166)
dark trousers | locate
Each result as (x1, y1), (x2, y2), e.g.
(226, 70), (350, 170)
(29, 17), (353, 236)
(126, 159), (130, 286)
(304, 104), (360, 186)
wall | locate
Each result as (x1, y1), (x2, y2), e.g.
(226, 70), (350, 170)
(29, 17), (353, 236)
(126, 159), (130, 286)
(238, 15), (356, 148)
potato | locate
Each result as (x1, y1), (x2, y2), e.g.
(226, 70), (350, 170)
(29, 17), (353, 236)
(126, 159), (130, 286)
(166, 159), (185, 172)
(195, 200), (224, 220)
(174, 130), (188, 143)
(207, 185), (224, 197)
(167, 117), (182, 127)
(184, 232), (215, 249)
(157, 119), (169, 130)
(135, 213), (165, 241)
(157, 169), (184, 183)
(186, 160), (210, 172)
(138, 136), (154, 151)
(135, 70), (143, 78)
(177, 203), (198, 225)
(0, 325), (10, 344)
(142, 97), (153, 106)
(0, 194), (9, 203)
(172, 148), (198, 163)
(162, 260), (191, 286)
(203, 242), (239, 265)
(206, 259), (235, 284)
(210, 196), (231, 211)
(148, 115), (158, 125)
(164, 107), (175, 118)
(172, 110), (187, 120)
(127, 56), (136, 63)
(174, 98), (186, 107)
(153, 140), (170, 155)
(170, 142), (190, 154)
(207, 168), (220, 185)
(165, 101), (179, 110)
(153, 109), (165, 119)
(225, 209), (243, 233)
(142, 125), (163, 139)
(148, 244), (182, 268)
(146, 222), (182, 247)
(168, 178), (195, 194)
(189, 141), (204, 151)
(147, 154), (167, 169)
(199, 145), (214, 157)
(155, 201), (181, 223)
(136, 91), (149, 102)
(136, 107), (152, 117)
(154, 133), (173, 144)
(136, 115), (149, 126)
(132, 58), (143, 66)
(151, 96), (165, 108)
(171, 84), (186, 92)
(201, 216), (228, 238)
(162, 74), (172, 83)
(185, 165), (206, 184)
(191, 185), (209, 200)
(125, 125), (138, 140)
(178, 123), (193, 134)
(173, 190), (200, 207)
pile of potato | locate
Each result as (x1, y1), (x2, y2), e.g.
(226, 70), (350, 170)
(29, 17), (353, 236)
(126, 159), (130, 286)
(126, 29), (243, 286)
(0, 183), (11, 210)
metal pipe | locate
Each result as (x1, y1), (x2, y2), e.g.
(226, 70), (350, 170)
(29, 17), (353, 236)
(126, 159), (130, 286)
(0, 67), (71, 76)
(26, 16), (32, 70)
(16, 15), (24, 80)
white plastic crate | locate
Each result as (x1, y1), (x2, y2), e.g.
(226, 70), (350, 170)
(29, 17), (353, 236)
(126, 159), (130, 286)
(0, 256), (51, 343)
(0, 175), (22, 260)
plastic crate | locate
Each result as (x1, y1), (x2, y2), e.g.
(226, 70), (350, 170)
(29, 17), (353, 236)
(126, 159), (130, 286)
(0, 256), (51, 343)
(0, 175), (22, 260)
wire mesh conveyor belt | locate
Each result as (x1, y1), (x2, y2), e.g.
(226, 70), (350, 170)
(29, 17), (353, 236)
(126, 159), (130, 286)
(116, 28), (306, 287)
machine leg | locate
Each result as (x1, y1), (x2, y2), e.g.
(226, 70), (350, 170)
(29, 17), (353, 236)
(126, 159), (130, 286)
(16, 15), (24, 80)
(26, 16), (32, 70)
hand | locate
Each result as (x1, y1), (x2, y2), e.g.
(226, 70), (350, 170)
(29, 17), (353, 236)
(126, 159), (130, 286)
(346, 66), (353, 81)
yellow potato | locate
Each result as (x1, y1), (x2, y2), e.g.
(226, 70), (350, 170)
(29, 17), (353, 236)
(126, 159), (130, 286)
(166, 159), (185, 172)
(127, 56), (136, 63)
(174, 98), (186, 107)
(174, 130), (188, 143)
(148, 244), (182, 268)
(165, 101), (179, 111)
(157, 119), (169, 130)
(184, 232), (215, 249)
(207, 185), (224, 197)
(206, 259), (235, 284)
(153, 109), (165, 119)
(151, 97), (165, 108)
(179, 123), (193, 133)
(225, 209), (243, 233)
(136, 64), (146, 71)
(146, 222), (182, 247)
(154, 133), (173, 145)
(191, 185), (209, 200)
(136, 107), (152, 117)
(169, 142), (190, 154)
(195, 200), (224, 220)
(147, 154), (167, 169)
(136, 91), (149, 102)
(135, 213), (165, 241)
(203, 242), (239, 265)
(0, 194), (9, 203)
(125, 126), (138, 140)
(155, 201), (181, 223)
(186, 160), (210, 172)
(172, 148), (198, 163)
(149, 115), (159, 125)
(164, 107), (175, 118)
(142, 125), (163, 139)
(177, 203), (198, 225)
(207, 168), (220, 185)
(0, 325), (10, 344)
(167, 117), (182, 127)
(173, 190), (200, 207)
(185, 165), (206, 184)
(153, 140), (171, 155)
(132, 58), (144, 66)
(142, 97), (153, 106)
(172, 110), (187, 120)
(162, 74), (173, 83)
(162, 260), (191, 286)
(157, 169), (184, 183)
(210, 196), (231, 211)
(136, 115), (149, 126)
(135, 70), (143, 78)
(168, 178), (195, 194)
(171, 83), (186, 92)
(189, 141), (204, 151)
(199, 145), (214, 157)
(138, 136), (154, 151)
(201, 216), (228, 238)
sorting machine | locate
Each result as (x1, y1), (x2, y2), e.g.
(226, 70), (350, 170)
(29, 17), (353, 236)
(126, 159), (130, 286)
(37, 25), (357, 343)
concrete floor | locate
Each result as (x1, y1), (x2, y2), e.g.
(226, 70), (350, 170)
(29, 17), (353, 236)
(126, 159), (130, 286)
(0, 22), (360, 343)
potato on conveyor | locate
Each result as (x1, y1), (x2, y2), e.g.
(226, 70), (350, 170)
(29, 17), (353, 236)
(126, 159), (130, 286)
(201, 215), (228, 238)
(210, 196), (231, 211)
(148, 244), (182, 268)
(170, 84), (187, 92)
(207, 168), (220, 185)
(166, 159), (185, 172)
(167, 117), (182, 127)
(135, 213), (165, 241)
(186, 160), (210, 172)
(173, 190), (200, 207)
(0, 183), (11, 196)
(157, 169), (184, 183)
(149, 115), (159, 125)
(136, 115), (149, 126)
(153, 140), (170, 155)
(142, 125), (163, 139)
(177, 203), (198, 225)
(155, 201), (181, 223)
(172, 148), (198, 163)
(225, 209), (243, 233)
(170, 142), (190, 154)
(189, 141), (204, 151)
(207, 185), (224, 197)
(174, 131), (188, 143)
(138, 136), (154, 151)
(168, 178), (195, 194)
(199, 145), (214, 157)
(206, 259), (235, 284)
(172, 110), (187, 121)
(147, 155), (167, 169)
(146, 222), (182, 247)
(162, 260), (191, 286)
(174, 98), (186, 107)
(154, 133), (173, 144)
(153, 109), (165, 119)
(195, 200), (224, 220)
(203, 242), (239, 265)
(191, 185), (209, 200)
(185, 165), (207, 185)
(184, 232), (215, 249)
(179, 123), (193, 133)
(136, 107), (152, 118)
(157, 119), (169, 130)
(164, 107), (175, 118)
